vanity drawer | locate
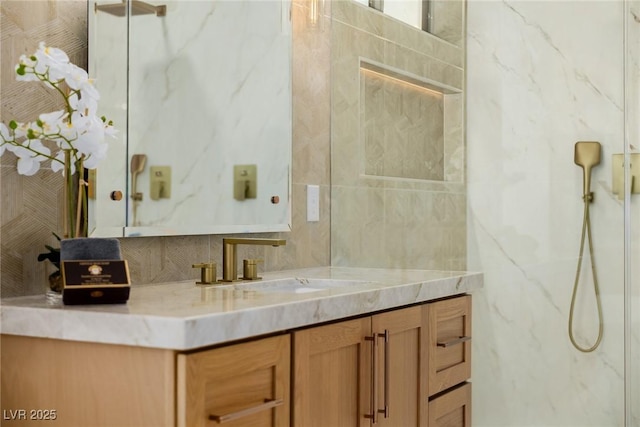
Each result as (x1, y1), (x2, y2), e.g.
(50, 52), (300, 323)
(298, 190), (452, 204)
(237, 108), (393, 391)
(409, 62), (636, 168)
(427, 295), (472, 396)
(177, 334), (290, 427)
(428, 382), (471, 427)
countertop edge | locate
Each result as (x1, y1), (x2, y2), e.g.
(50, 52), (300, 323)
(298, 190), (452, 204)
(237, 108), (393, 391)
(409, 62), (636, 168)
(1, 269), (483, 350)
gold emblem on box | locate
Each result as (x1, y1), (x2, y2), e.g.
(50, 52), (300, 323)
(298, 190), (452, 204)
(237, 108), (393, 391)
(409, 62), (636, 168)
(61, 260), (131, 305)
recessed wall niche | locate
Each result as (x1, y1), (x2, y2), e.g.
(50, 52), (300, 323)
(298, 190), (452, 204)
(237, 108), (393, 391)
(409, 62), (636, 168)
(360, 60), (462, 182)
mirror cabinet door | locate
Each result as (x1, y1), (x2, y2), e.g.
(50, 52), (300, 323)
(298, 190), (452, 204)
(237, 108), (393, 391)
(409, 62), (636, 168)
(89, 0), (292, 237)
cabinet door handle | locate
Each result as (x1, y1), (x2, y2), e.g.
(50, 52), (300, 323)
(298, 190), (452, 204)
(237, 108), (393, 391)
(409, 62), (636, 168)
(209, 398), (283, 424)
(436, 336), (471, 348)
(378, 330), (390, 419)
(364, 334), (378, 424)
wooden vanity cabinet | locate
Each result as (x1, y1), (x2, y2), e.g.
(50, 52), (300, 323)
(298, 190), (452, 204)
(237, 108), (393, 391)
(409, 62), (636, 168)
(426, 295), (472, 427)
(177, 334), (290, 427)
(1, 296), (471, 427)
(292, 305), (428, 427)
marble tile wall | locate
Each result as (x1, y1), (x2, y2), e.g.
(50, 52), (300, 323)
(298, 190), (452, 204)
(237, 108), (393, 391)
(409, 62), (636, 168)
(330, 0), (466, 270)
(467, 1), (630, 425)
(0, 0), (331, 297)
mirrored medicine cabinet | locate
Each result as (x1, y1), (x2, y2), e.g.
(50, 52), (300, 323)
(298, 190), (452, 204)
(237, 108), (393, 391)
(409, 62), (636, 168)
(87, 0), (292, 237)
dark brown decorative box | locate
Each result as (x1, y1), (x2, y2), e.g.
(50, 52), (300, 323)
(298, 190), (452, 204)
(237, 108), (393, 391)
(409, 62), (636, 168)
(61, 260), (131, 305)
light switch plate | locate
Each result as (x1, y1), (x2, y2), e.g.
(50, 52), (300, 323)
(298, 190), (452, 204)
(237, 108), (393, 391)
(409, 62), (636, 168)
(307, 185), (320, 222)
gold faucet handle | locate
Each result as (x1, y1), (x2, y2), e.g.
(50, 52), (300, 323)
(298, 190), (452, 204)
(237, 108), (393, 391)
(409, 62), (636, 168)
(192, 262), (218, 285)
(242, 259), (264, 281)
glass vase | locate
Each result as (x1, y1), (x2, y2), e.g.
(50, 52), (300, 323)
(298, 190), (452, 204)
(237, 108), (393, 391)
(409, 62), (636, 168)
(45, 268), (63, 305)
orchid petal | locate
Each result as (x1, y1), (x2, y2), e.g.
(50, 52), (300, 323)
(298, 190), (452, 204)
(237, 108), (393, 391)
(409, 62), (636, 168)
(64, 64), (88, 91)
(29, 139), (51, 158)
(17, 157), (41, 176)
(0, 123), (11, 141)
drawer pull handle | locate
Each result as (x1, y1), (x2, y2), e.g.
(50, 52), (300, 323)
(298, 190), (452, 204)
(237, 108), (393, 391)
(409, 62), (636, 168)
(437, 336), (471, 348)
(364, 334), (379, 423)
(209, 398), (283, 424)
(378, 330), (390, 419)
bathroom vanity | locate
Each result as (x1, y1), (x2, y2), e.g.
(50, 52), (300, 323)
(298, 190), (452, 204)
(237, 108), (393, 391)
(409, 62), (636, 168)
(1, 267), (481, 427)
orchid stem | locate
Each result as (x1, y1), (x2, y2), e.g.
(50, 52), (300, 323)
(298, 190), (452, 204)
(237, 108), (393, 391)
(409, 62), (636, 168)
(74, 157), (85, 238)
(63, 150), (72, 238)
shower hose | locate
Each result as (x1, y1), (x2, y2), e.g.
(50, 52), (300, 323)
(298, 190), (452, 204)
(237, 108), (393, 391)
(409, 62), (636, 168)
(568, 193), (604, 352)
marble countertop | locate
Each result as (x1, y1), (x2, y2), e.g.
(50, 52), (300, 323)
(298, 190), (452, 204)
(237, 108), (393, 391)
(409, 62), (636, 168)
(1, 267), (483, 350)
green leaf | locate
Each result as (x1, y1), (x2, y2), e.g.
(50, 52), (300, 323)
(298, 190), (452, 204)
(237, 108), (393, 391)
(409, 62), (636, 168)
(38, 236), (61, 271)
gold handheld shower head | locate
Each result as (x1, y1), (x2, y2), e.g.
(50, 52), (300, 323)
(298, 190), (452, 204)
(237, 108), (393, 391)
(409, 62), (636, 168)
(570, 140), (604, 352)
(130, 154), (147, 202)
(574, 141), (601, 201)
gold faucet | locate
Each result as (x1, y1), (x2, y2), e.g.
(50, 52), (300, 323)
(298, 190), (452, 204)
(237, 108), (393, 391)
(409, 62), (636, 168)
(222, 238), (286, 282)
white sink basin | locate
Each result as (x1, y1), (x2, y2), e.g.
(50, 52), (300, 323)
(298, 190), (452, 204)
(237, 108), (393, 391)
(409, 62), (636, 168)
(237, 277), (371, 294)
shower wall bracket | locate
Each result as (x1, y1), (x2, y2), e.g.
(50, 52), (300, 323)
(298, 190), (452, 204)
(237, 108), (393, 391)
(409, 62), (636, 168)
(612, 153), (640, 199)
(95, 0), (166, 17)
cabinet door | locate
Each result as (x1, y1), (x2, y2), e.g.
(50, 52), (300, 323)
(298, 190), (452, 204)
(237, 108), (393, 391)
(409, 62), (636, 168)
(427, 296), (472, 396)
(372, 305), (429, 427)
(1, 335), (175, 427)
(428, 383), (471, 427)
(293, 317), (372, 427)
(177, 334), (290, 427)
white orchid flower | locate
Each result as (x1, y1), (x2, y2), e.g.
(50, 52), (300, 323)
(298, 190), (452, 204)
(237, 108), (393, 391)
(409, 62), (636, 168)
(17, 157), (42, 176)
(0, 122), (10, 141)
(69, 91), (99, 118)
(64, 64), (89, 90)
(2, 43), (116, 238)
(35, 42), (71, 82)
(0, 123), (10, 156)
(75, 118), (106, 153)
(38, 110), (67, 134)
(2, 42), (115, 180)
(77, 93), (99, 116)
(37, 42), (69, 64)
(13, 140), (50, 176)
(65, 64), (100, 101)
